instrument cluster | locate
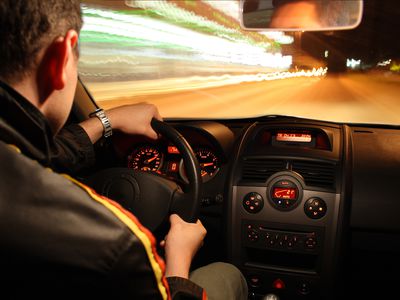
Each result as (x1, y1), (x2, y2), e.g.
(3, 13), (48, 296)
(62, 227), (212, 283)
(127, 144), (221, 183)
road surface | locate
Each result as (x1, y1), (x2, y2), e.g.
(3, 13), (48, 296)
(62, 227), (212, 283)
(84, 72), (400, 126)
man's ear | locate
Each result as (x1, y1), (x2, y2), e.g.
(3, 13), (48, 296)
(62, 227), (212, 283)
(38, 30), (79, 93)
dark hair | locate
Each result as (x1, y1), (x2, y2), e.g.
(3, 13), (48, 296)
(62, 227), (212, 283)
(0, 0), (82, 83)
(319, 1), (360, 28)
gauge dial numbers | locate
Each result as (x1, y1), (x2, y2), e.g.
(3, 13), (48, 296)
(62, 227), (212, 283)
(196, 148), (220, 181)
(127, 146), (163, 172)
(180, 148), (220, 183)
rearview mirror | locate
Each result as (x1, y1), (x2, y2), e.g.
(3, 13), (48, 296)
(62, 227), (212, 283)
(240, 0), (363, 31)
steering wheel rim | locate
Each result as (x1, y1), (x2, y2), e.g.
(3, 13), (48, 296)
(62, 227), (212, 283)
(85, 118), (202, 231)
(150, 118), (202, 223)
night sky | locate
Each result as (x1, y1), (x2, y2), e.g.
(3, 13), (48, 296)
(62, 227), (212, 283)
(295, 0), (399, 72)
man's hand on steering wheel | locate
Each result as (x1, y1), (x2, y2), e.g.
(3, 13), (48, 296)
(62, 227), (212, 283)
(160, 214), (207, 279)
(106, 103), (162, 140)
(79, 102), (162, 143)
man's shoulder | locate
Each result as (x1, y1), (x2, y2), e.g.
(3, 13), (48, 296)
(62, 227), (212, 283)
(0, 140), (138, 266)
(0, 140), (41, 177)
(0, 140), (61, 189)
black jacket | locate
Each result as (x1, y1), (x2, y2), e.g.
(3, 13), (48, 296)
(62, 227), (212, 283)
(0, 81), (205, 299)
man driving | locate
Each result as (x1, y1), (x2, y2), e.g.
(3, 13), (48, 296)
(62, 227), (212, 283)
(0, 0), (247, 299)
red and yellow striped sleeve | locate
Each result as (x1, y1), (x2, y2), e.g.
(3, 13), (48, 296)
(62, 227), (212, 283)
(63, 174), (171, 300)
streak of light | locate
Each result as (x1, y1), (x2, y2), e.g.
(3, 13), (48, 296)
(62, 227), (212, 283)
(127, 1), (238, 34)
(82, 6), (291, 68)
(202, 0), (240, 20)
(346, 58), (361, 69)
(260, 31), (294, 44)
(377, 59), (391, 67)
(84, 68), (328, 100)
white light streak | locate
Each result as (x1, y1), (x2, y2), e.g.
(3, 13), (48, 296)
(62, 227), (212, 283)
(202, 0), (241, 20)
(346, 58), (361, 69)
(377, 59), (392, 67)
(82, 7), (291, 69)
(261, 31), (294, 44)
(84, 68), (328, 100)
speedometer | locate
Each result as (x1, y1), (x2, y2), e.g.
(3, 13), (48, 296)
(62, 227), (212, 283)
(128, 146), (163, 172)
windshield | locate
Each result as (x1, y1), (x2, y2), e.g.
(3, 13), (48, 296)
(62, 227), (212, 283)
(79, 0), (400, 125)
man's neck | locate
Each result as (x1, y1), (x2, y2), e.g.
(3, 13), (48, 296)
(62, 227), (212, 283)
(11, 76), (42, 110)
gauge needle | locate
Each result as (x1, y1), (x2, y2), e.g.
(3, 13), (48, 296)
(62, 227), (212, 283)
(201, 163), (214, 167)
(145, 156), (158, 164)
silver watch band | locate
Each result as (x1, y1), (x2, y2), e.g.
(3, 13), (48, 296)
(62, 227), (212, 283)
(90, 108), (112, 138)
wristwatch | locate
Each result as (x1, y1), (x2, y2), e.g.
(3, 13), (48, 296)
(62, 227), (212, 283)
(89, 108), (113, 138)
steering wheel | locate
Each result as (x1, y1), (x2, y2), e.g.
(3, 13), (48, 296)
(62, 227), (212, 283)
(85, 119), (202, 231)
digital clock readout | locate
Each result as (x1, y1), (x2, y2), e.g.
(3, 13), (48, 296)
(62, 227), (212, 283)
(273, 187), (297, 200)
(276, 132), (312, 143)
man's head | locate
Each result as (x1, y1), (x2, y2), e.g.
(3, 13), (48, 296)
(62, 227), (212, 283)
(270, 0), (321, 29)
(270, 0), (354, 29)
(0, 0), (82, 133)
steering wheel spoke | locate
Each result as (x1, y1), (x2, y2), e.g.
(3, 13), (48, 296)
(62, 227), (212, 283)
(171, 189), (197, 223)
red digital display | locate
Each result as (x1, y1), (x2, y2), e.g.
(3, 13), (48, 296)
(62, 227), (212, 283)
(168, 162), (179, 173)
(168, 146), (180, 154)
(273, 187), (297, 200)
(276, 132), (312, 143)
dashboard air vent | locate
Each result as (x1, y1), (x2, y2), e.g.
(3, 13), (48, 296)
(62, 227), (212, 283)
(242, 158), (286, 182)
(292, 161), (336, 189)
(242, 158), (337, 190)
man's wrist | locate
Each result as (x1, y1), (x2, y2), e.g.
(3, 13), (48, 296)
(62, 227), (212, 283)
(165, 255), (191, 279)
(89, 108), (112, 138)
(165, 267), (189, 279)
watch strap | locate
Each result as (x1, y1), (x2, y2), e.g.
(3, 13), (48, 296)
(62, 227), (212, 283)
(89, 108), (113, 138)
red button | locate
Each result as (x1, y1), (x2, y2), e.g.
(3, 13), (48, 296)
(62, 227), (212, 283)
(272, 278), (285, 290)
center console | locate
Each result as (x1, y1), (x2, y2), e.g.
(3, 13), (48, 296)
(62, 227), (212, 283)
(227, 120), (350, 299)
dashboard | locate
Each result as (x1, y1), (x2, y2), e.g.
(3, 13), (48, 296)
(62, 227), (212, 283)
(106, 116), (400, 300)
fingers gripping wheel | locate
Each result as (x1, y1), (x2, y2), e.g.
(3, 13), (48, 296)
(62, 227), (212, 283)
(151, 118), (202, 223)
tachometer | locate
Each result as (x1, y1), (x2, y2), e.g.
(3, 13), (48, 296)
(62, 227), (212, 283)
(128, 146), (163, 172)
(196, 148), (220, 181)
(179, 148), (220, 183)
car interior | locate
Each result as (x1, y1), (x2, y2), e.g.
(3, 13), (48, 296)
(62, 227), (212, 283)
(70, 0), (400, 299)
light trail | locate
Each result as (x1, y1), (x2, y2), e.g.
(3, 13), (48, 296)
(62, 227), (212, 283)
(81, 6), (292, 69)
(84, 68), (328, 99)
